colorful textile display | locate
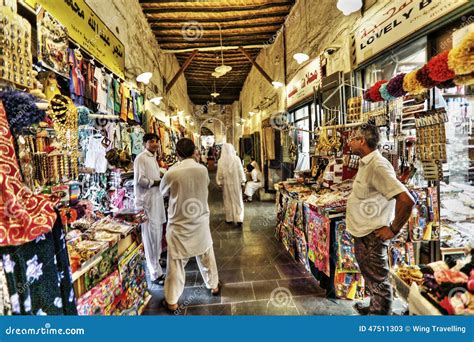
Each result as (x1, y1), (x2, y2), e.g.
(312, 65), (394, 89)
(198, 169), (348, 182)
(77, 270), (122, 315)
(306, 206), (330, 276)
(0, 101), (57, 247)
(335, 272), (365, 300)
(363, 32), (473, 101)
(334, 220), (359, 273)
(0, 214), (77, 315)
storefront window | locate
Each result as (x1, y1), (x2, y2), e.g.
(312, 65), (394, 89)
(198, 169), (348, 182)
(364, 37), (427, 87)
(291, 103), (311, 171)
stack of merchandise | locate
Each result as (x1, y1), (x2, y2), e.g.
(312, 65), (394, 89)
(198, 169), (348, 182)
(395, 252), (473, 315)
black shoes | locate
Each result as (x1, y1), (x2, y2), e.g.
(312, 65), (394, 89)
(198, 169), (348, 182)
(152, 274), (166, 286)
(353, 302), (370, 315)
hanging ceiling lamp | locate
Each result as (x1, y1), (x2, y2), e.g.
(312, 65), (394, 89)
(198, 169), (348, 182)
(215, 24), (232, 75)
(336, 0), (362, 15)
(293, 53), (309, 64)
(136, 72), (153, 84)
(149, 96), (163, 105)
(211, 78), (220, 98)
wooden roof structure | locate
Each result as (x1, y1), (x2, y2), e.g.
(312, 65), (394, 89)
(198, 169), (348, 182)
(139, 0), (296, 104)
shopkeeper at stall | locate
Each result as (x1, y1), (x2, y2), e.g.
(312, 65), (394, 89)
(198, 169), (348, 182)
(134, 133), (167, 285)
(346, 124), (415, 315)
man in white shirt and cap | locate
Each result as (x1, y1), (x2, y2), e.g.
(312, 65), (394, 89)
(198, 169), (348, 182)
(160, 138), (220, 312)
(216, 143), (246, 226)
(346, 124), (415, 315)
(134, 133), (167, 285)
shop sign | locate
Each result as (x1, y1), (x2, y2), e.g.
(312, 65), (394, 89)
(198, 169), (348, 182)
(37, 0), (125, 78)
(286, 57), (321, 108)
(352, 0), (469, 66)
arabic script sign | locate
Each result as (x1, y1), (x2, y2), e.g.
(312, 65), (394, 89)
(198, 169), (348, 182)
(286, 58), (321, 108)
(38, 0), (125, 78)
(352, 0), (468, 66)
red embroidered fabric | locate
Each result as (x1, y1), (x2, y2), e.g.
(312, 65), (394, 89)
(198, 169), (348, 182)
(0, 100), (57, 246)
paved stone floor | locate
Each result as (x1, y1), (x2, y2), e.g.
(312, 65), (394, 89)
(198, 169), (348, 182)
(143, 173), (407, 315)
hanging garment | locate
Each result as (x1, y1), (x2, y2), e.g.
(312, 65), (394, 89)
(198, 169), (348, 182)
(307, 208), (331, 276)
(113, 78), (121, 115)
(0, 213), (77, 315)
(94, 68), (108, 114)
(0, 101), (57, 247)
(106, 74), (115, 115)
(84, 136), (108, 173)
(160, 158), (213, 260)
(216, 143), (245, 223)
(130, 129), (144, 156)
(263, 127), (276, 160)
(0, 259), (12, 315)
(134, 149), (166, 281)
(119, 83), (131, 122)
(68, 48), (85, 105)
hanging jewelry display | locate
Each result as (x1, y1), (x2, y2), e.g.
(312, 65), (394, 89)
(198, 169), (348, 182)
(347, 96), (362, 123)
(48, 94), (79, 180)
(0, 6), (33, 88)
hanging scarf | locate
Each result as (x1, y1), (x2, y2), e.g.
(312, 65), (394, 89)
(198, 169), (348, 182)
(0, 101), (57, 247)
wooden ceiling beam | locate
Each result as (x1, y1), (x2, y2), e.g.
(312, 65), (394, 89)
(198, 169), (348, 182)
(156, 36), (273, 44)
(238, 46), (274, 86)
(151, 22), (282, 31)
(141, 2), (294, 13)
(153, 30), (278, 38)
(145, 11), (291, 23)
(165, 49), (198, 93)
(159, 41), (269, 48)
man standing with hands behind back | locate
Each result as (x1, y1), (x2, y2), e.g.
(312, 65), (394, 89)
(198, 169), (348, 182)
(134, 133), (167, 286)
(346, 124), (415, 315)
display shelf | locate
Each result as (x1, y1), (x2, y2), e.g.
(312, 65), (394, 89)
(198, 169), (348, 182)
(138, 293), (152, 315)
(407, 283), (443, 316)
(72, 253), (104, 282)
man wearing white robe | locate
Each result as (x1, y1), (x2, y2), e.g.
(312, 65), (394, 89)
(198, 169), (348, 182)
(134, 133), (167, 285)
(244, 160), (263, 201)
(160, 138), (220, 311)
(216, 143), (245, 225)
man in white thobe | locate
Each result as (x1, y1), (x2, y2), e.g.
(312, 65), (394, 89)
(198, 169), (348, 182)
(244, 160), (263, 202)
(216, 143), (245, 226)
(134, 133), (167, 285)
(160, 138), (220, 311)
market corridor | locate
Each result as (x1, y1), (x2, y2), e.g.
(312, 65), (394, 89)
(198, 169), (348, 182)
(143, 174), (358, 316)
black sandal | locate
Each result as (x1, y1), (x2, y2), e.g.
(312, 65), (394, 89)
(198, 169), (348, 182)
(152, 274), (166, 286)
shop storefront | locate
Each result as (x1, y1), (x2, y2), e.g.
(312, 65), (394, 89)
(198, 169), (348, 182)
(0, 0), (194, 315)
(274, 0), (473, 315)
